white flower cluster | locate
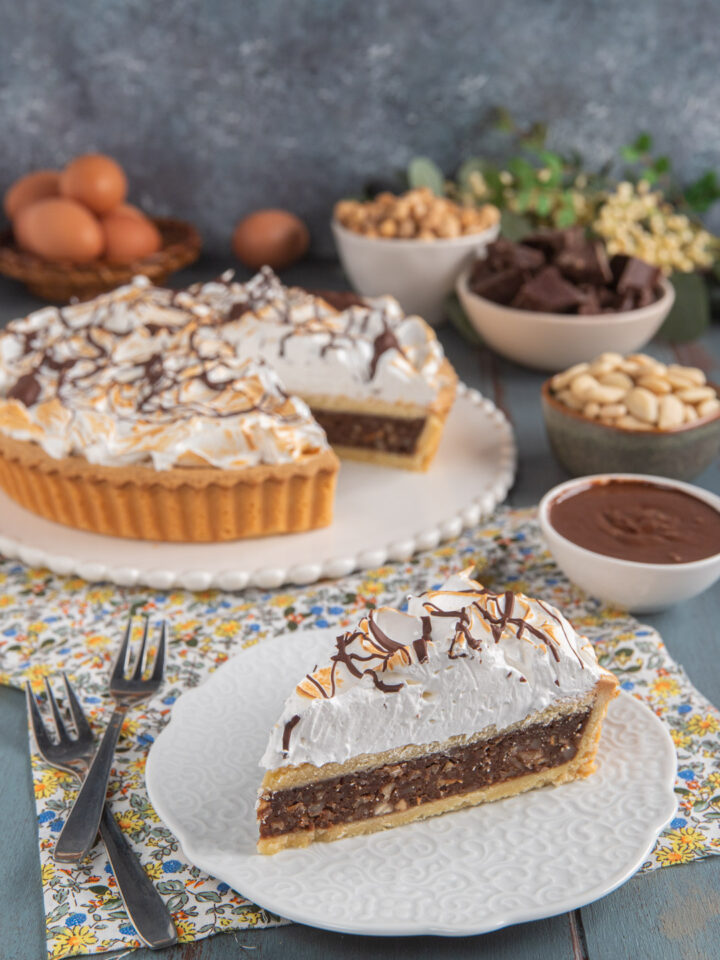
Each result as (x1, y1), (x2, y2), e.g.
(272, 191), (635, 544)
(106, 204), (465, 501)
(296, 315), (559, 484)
(594, 181), (714, 274)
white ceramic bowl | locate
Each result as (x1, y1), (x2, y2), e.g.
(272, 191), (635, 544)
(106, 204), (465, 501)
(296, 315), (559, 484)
(456, 267), (675, 371)
(539, 474), (720, 613)
(332, 219), (500, 326)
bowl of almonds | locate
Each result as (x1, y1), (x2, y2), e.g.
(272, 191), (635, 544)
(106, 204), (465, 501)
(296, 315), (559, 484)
(542, 353), (720, 481)
(332, 187), (500, 325)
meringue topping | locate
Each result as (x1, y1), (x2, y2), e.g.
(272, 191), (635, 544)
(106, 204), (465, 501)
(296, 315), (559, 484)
(0, 269), (453, 470)
(261, 569), (610, 770)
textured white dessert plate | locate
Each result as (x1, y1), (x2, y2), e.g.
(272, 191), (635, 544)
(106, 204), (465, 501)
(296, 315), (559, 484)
(0, 384), (514, 590)
(145, 628), (677, 938)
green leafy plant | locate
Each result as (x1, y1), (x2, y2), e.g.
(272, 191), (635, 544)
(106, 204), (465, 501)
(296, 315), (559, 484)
(402, 113), (720, 341)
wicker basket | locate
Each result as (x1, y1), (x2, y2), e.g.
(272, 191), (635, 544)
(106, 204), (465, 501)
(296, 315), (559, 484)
(0, 216), (201, 302)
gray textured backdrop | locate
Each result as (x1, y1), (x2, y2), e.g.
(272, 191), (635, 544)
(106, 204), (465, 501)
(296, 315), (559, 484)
(2, 0), (719, 258)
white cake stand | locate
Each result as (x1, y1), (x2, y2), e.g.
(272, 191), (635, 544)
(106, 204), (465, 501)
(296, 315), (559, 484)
(0, 384), (516, 590)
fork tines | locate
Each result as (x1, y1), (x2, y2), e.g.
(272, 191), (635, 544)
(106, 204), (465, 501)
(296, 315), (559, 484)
(113, 616), (167, 687)
(26, 673), (93, 753)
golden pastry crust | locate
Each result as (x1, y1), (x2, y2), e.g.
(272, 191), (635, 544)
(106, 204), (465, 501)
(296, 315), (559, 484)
(0, 432), (339, 542)
(257, 676), (618, 853)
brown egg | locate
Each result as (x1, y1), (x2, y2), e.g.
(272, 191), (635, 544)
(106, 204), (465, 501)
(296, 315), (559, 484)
(112, 202), (147, 221)
(102, 212), (161, 263)
(60, 154), (128, 214)
(4, 170), (61, 220)
(232, 209), (309, 270)
(14, 197), (104, 263)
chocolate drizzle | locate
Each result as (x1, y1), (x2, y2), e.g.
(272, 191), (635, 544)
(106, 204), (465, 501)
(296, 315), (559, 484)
(412, 616), (432, 663)
(369, 321), (405, 381)
(330, 625), (404, 694)
(282, 715), (301, 755)
(2, 283), (316, 437)
(294, 579), (591, 709)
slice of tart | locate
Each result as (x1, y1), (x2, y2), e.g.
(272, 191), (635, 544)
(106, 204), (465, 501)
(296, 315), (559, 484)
(188, 268), (457, 471)
(0, 277), (338, 541)
(257, 569), (618, 853)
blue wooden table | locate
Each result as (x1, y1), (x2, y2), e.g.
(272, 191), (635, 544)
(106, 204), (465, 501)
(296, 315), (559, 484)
(1, 261), (719, 960)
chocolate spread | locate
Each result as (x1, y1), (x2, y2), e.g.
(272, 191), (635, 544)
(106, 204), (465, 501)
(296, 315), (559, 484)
(549, 479), (720, 564)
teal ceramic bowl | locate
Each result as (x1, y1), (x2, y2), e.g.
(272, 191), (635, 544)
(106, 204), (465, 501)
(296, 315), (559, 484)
(541, 380), (720, 481)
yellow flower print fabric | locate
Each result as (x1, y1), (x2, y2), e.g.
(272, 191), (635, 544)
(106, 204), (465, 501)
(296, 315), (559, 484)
(0, 508), (718, 958)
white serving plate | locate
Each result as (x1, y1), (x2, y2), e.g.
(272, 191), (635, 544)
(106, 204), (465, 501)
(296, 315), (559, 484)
(0, 385), (515, 590)
(146, 628), (677, 938)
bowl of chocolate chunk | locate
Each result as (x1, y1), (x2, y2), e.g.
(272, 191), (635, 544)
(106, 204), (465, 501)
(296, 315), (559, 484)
(332, 188), (500, 325)
(456, 227), (674, 370)
(539, 474), (720, 612)
(542, 353), (720, 481)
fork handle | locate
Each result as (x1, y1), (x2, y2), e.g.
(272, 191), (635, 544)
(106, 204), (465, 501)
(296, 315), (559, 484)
(54, 706), (126, 862)
(99, 806), (177, 950)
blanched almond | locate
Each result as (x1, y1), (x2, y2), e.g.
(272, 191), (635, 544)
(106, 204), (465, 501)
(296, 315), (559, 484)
(557, 389), (585, 411)
(668, 364), (706, 385)
(589, 360), (617, 378)
(637, 375), (671, 395)
(676, 386), (717, 404)
(684, 404), (699, 423)
(698, 398), (720, 418)
(551, 362), (589, 392)
(657, 394), (685, 430)
(583, 401), (601, 419)
(616, 414), (650, 431)
(667, 372), (697, 390)
(599, 371), (634, 391)
(598, 403), (627, 419)
(595, 352), (624, 367)
(591, 384), (629, 404)
(625, 386), (659, 423)
(570, 373), (601, 399)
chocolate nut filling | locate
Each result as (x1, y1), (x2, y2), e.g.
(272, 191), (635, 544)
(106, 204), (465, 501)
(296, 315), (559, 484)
(258, 709), (591, 838)
(310, 409), (426, 454)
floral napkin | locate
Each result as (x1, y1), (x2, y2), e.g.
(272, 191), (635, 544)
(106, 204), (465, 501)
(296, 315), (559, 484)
(0, 507), (718, 959)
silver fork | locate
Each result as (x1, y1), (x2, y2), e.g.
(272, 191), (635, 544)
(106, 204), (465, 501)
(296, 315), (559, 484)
(54, 617), (167, 864)
(26, 675), (177, 950)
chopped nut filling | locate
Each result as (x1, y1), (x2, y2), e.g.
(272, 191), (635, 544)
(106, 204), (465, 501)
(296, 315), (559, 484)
(311, 409), (426, 454)
(258, 709), (591, 838)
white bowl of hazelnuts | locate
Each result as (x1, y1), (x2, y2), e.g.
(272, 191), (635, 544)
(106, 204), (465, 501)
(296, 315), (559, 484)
(332, 188), (500, 325)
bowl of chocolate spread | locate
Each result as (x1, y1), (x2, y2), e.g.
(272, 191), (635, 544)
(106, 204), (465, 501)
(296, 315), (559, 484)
(539, 474), (720, 612)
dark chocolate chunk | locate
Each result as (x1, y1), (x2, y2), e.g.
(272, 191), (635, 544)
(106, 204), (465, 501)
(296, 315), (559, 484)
(556, 241), (613, 285)
(469, 229), (661, 316)
(522, 226), (585, 257)
(576, 286), (602, 315)
(484, 238), (545, 273)
(611, 255), (662, 294)
(7, 372), (41, 407)
(512, 266), (585, 313)
(469, 266), (525, 305)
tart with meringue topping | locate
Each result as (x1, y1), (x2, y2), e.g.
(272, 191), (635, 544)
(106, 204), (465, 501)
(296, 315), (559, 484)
(0, 278), (338, 541)
(257, 569), (618, 852)
(0, 268), (457, 540)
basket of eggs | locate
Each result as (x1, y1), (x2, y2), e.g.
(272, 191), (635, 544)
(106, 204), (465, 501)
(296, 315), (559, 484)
(0, 154), (201, 302)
